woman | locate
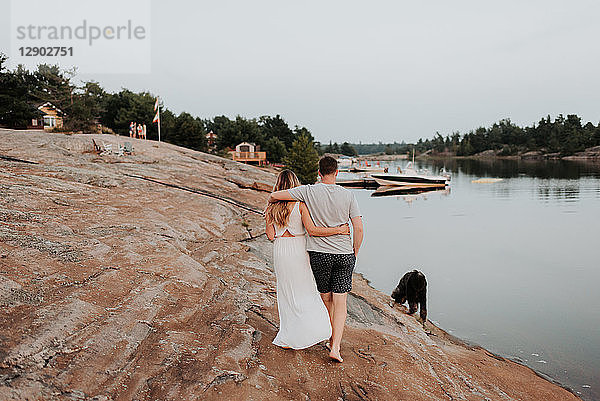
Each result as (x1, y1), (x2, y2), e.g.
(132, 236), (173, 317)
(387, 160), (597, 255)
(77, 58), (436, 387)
(265, 170), (350, 349)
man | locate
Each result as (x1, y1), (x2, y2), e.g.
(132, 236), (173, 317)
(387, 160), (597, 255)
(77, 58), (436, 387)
(269, 156), (364, 362)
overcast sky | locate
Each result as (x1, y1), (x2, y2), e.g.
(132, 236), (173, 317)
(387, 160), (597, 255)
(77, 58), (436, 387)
(3, 0), (600, 143)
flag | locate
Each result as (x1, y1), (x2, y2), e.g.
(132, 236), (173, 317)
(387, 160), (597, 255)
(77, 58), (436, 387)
(154, 97), (159, 111)
(153, 110), (159, 123)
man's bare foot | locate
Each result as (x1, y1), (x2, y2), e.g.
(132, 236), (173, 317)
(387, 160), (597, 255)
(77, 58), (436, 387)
(329, 349), (343, 363)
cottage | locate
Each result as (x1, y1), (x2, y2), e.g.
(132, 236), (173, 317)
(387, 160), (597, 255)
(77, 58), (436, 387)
(229, 142), (267, 166)
(30, 102), (64, 130)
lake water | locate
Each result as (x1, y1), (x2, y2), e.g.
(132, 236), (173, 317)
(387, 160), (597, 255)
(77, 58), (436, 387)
(348, 158), (600, 401)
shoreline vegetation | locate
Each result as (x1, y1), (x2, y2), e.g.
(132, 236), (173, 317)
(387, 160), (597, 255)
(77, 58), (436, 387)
(0, 130), (581, 400)
(2, 55), (599, 187)
(354, 146), (600, 162)
(333, 116), (600, 163)
(0, 53), (320, 180)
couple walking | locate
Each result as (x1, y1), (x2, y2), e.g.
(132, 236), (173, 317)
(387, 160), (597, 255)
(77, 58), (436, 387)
(266, 156), (364, 362)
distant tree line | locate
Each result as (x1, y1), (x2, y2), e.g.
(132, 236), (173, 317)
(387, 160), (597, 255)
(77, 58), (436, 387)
(319, 141), (411, 156)
(324, 116), (600, 158)
(0, 54), (320, 169)
(376, 117), (600, 157)
(320, 141), (359, 156)
(5, 53), (599, 175)
(412, 116), (600, 156)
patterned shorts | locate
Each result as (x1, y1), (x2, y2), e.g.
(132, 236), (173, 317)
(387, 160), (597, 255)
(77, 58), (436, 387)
(308, 251), (356, 294)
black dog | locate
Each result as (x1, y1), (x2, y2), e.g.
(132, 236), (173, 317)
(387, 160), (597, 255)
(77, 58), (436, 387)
(391, 270), (427, 326)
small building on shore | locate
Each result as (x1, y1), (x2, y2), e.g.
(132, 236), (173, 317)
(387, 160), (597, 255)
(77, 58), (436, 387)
(230, 142), (267, 166)
(29, 102), (64, 130)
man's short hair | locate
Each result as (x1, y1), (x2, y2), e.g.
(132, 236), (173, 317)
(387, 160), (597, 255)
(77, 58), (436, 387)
(319, 156), (338, 176)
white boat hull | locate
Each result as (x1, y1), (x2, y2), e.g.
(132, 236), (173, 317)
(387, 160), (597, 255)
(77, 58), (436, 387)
(372, 176), (448, 188)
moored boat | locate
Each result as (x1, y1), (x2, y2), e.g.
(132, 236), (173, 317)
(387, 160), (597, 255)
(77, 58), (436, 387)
(336, 156), (356, 171)
(370, 161), (449, 187)
(370, 173), (448, 187)
(350, 166), (386, 173)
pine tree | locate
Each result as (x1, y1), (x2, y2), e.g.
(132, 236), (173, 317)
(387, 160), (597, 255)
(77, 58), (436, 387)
(265, 136), (287, 163)
(284, 133), (320, 184)
(340, 142), (358, 156)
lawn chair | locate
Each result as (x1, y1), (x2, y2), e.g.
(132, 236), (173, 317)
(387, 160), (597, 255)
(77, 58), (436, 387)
(117, 144), (125, 157)
(92, 139), (102, 153)
(100, 142), (112, 155)
(123, 142), (133, 154)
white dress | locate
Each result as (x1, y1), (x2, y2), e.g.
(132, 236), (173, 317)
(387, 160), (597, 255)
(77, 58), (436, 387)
(272, 202), (332, 349)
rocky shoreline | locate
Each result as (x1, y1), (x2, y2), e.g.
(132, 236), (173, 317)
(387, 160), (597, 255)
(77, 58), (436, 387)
(419, 146), (600, 162)
(0, 130), (579, 400)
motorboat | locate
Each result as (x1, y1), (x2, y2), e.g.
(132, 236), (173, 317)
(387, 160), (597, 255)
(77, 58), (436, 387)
(350, 166), (386, 173)
(370, 162), (450, 187)
(336, 156), (356, 171)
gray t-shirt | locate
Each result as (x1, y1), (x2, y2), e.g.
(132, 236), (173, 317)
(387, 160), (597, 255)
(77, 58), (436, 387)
(288, 183), (361, 254)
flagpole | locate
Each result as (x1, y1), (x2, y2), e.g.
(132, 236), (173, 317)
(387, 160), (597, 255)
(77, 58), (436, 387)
(158, 102), (161, 142)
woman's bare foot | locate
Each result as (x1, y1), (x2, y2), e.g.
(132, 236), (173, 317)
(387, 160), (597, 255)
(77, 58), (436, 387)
(329, 348), (343, 363)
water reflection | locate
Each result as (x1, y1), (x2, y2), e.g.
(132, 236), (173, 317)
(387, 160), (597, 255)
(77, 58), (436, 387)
(371, 185), (450, 197)
(537, 184), (582, 202)
(370, 186), (451, 206)
(353, 158), (600, 401)
(423, 158), (600, 179)
(352, 158), (600, 204)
